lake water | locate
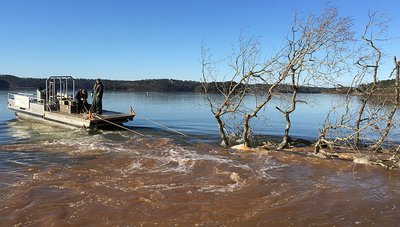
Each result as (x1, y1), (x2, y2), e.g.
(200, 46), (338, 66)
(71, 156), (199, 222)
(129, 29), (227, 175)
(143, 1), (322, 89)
(0, 90), (399, 226)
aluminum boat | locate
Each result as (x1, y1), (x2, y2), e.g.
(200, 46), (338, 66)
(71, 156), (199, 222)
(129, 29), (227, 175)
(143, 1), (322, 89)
(7, 76), (134, 128)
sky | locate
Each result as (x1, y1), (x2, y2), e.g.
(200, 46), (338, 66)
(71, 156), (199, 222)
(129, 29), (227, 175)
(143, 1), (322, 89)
(0, 0), (399, 84)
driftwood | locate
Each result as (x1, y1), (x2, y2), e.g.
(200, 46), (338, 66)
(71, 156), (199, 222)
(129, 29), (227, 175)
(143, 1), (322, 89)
(232, 142), (400, 171)
(319, 148), (400, 170)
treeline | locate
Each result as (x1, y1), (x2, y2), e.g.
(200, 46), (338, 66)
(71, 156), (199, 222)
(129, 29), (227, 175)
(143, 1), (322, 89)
(100, 78), (201, 92)
(201, 81), (341, 93)
(0, 75), (46, 90)
(357, 79), (396, 94)
(0, 74), (348, 93)
(0, 75), (201, 92)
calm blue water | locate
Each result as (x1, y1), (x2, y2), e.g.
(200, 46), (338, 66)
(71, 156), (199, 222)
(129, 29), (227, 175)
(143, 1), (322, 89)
(1, 89), (399, 144)
(103, 91), (340, 140)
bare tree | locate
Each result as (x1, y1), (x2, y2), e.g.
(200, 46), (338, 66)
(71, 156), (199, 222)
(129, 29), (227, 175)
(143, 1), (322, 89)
(200, 35), (263, 147)
(371, 57), (400, 149)
(352, 12), (388, 146)
(314, 57), (399, 164)
(314, 11), (400, 157)
(258, 7), (353, 149)
(201, 7), (354, 148)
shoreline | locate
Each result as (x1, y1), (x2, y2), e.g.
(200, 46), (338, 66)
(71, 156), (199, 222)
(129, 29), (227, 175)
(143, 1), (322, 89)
(232, 143), (400, 171)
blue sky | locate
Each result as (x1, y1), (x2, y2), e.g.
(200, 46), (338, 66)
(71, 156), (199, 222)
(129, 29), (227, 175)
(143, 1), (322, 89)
(0, 0), (399, 83)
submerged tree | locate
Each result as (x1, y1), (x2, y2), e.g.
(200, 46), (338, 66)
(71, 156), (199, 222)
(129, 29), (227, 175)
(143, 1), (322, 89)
(352, 12), (387, 146)
(201, 6), (354, 148)
(371, 57), (400, 150)
(273, 8), (354, 149)
(200, 35), (264, 147)
(241, 7), (353, 148)
(314, 12), (400, 155)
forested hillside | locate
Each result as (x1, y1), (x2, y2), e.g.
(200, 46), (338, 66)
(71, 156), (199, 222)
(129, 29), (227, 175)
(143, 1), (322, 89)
(0, 74), (346, 93)
(0, 75), (202, 92)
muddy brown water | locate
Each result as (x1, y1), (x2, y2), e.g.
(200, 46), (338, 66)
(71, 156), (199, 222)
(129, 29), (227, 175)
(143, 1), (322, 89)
(0, 128), (399, 226)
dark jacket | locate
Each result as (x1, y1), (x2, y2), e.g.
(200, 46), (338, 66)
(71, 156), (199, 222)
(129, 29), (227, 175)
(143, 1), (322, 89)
(75, 90), (88, 101)
(93, 82), (104, 99)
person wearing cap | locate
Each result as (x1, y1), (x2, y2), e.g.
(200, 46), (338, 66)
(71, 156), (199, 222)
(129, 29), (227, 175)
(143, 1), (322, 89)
(90, 78), (104, 114)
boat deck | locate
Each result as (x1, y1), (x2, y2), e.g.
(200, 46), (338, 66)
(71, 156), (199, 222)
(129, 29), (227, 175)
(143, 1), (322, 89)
(42, 110), (135, 128)
(9, 103), (135, 128)
(50, 110), (133, 120)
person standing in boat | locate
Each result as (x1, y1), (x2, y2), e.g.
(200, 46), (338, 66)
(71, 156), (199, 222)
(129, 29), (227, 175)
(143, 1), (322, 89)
(75, 89), (88, 114)
(90, 78), (104, 115)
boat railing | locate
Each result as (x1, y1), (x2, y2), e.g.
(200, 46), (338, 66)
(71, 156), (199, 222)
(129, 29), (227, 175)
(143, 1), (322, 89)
(8, 92), (39, 103)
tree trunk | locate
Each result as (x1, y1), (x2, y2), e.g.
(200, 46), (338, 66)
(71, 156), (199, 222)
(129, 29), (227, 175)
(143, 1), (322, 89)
(216, 115), (230, 147)
(243, 114), (251, 147)
(242, 88), (276, 148)
(314, 137), (322, 154)
(278, 70), (297, 150)
(372, 107), (397, 150)
(354, 96), (370, 146)
(278, 112), (291, 149)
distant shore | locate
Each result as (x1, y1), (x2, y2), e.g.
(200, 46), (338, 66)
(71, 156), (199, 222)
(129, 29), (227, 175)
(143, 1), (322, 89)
(1, 74), (394, 94)
(0, 74), (201, 92)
